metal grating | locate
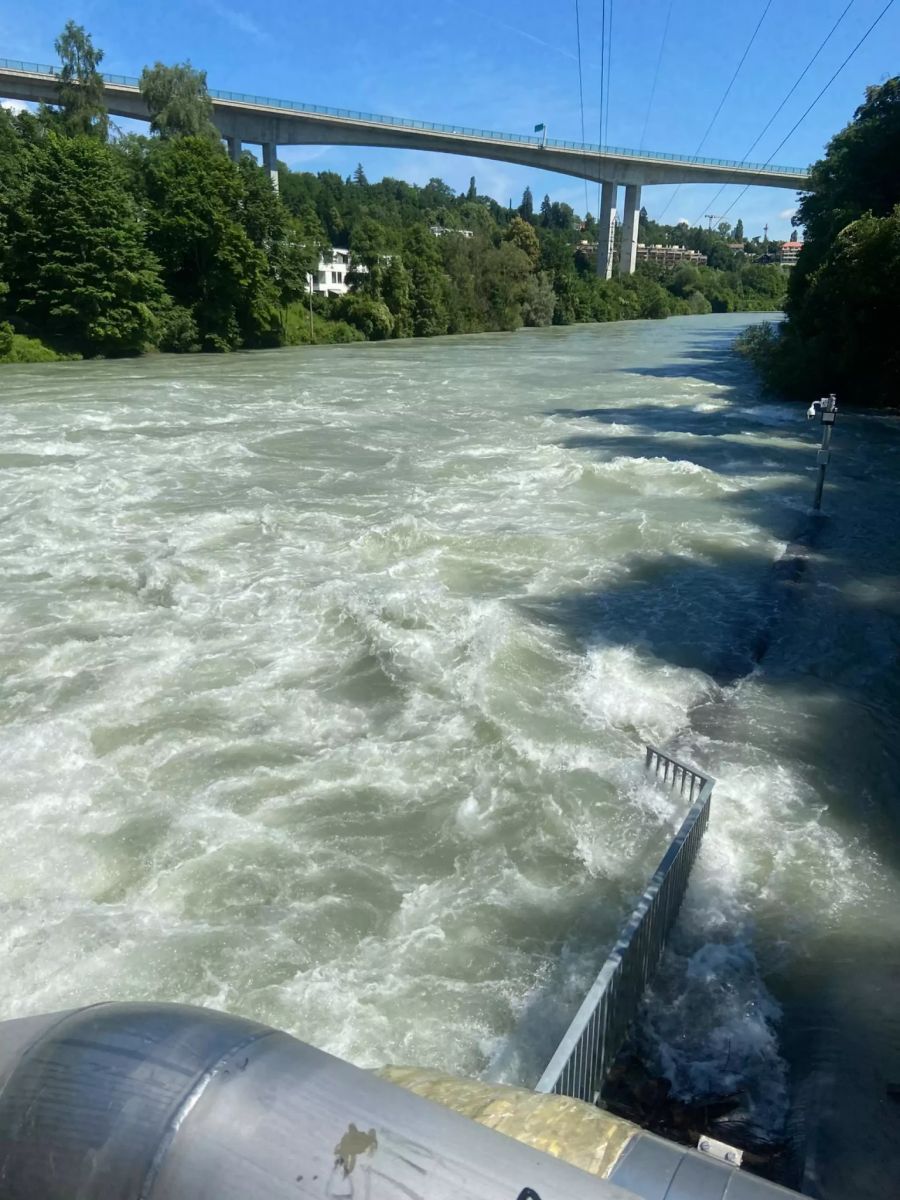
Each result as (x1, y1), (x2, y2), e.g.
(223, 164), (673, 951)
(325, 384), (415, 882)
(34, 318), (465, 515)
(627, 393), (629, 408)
(536, 744), (714, 1102)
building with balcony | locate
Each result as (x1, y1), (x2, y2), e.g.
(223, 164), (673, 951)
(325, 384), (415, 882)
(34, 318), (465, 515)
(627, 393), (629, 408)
(778, 240), (803, 266)
(636, 244), (708, 267)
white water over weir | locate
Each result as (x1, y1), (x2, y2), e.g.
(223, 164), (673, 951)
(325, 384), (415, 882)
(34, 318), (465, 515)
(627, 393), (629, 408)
(1, 315), (899, 1198)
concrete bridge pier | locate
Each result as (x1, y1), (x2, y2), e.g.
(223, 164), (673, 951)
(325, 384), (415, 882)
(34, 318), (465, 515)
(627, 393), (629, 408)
(225, 136), (242, 163)
(596, 180), (617, 279)
(619, 183), (641, 276)
(262, 142), (279, 191)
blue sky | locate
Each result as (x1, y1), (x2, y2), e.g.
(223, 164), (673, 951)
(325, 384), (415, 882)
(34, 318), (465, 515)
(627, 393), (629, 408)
(2, 0), (898, 238)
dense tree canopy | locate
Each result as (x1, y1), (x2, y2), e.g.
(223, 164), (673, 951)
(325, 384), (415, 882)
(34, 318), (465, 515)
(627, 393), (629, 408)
(139, 62), (219, 141)
(51, 21), (109, 141)
(739, 76), (900, 406)
(7, 133), (162, 354)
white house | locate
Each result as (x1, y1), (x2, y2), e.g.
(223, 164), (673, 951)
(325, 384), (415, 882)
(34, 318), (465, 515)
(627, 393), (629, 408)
(308, 248), (358, 296)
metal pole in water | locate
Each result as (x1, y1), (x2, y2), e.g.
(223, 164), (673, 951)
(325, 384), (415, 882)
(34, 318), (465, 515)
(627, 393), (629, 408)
(808, 393), (838, 511)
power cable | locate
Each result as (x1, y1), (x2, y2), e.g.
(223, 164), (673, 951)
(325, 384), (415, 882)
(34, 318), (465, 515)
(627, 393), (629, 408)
(596, 0), (607, 214)
(604, 0), (614, 150)
(656, 0), (774, 222)
(639, 0), (675, 151)
(574, 0), (591, 217)
(696, 0), (858, 226)
(718, 0), (897, 222)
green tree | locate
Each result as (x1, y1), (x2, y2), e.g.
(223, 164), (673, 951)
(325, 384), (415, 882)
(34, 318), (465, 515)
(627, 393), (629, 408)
(7, 133), (163, 354)
(521, 272), (555, 326)
(144, 136), (276, 349)
(467, 175), (477, 201)
(0, 107), (22, 303)
(353, 162), (369, 186)
(404, 226), (449, 336)
(381, 254), (413, 337)
(52, 21), (109, 140)
(139, 62), (219, 141)
(734, 218), (744, 242)
(762, 76), (900, 404)
(477, 241), (531, 330)
(519, 186), (534, 221)
(503, 215), (540, 269)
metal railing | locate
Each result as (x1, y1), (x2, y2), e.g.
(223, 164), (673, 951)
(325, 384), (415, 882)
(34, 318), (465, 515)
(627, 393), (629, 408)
(0, 57), (809, 178)
(535, 745), (714, 1103)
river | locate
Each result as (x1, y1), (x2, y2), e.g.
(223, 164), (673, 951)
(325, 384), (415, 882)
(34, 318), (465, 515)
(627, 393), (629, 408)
(1, 314), (898, 1196)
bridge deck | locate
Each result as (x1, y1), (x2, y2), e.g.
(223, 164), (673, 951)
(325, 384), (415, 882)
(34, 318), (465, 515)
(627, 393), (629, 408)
(0, 59), (810, 190)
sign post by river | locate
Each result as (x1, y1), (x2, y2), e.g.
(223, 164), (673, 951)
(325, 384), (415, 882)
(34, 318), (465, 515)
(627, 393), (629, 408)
(808, 393), (838, 511)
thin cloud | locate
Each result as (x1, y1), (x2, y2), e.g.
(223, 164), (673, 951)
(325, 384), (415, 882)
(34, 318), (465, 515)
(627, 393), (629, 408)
(1, 98), (27, 114)
(446, 1), (581, 64)
(199, 0), (270, 45)
(779, 206), (798, 220)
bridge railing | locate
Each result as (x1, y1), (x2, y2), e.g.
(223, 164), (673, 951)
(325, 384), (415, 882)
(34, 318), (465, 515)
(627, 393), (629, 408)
(0, 57), (808, 177)
(534, 745), (714, 1103)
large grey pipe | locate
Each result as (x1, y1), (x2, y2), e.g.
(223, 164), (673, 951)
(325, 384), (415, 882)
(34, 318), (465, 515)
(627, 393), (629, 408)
(0, 1001), (636, 1200)
(0, 1002), (807, 1200)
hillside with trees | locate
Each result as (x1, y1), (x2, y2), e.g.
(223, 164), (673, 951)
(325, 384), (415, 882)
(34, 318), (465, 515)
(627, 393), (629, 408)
(736, 76), (900, 408)
(0, 22), (787, 363)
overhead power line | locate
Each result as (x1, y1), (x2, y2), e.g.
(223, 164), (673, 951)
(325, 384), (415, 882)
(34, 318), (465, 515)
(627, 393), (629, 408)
(603, 0), (614, 150)
(596, 0), (608, 213)
(718, 0), (897, 222)
(696, 0), (858, 226)
(656, 0), (774, 222)
(574, 0), (590, 215)
(639, 0), (675, 151)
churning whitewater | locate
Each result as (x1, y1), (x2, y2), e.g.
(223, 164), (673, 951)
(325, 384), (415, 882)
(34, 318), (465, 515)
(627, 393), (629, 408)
(2, 316), (899, 1193)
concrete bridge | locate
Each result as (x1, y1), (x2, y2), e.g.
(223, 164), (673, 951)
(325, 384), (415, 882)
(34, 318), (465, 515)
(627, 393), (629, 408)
(0, 58), (811, 277)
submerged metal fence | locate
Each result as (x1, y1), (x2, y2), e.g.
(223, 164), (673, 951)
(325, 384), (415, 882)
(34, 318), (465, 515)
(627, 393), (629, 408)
(536, 745), (714, 1102)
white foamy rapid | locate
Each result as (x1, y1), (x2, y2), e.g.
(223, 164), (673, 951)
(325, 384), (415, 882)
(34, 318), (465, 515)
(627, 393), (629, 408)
(2, 318), (899, 1192)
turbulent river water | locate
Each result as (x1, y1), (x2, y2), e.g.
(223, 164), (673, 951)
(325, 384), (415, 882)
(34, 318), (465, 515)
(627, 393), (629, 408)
(2, 314), (899, 1196)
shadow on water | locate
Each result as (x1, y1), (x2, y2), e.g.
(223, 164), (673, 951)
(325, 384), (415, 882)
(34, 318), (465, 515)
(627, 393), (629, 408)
(529, 331), (900, 1196)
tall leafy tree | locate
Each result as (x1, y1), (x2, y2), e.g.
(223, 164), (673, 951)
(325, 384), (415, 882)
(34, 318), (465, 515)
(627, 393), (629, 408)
(139, 63), (219, 141)
(734, 218), (744, 242)
(7, 133), (163, 354)
(503, 216), (540, 269)
(404, 226), (449, 336)
(144, 136), (275, 349)
(519, 186), (534, 221)
(762, 75), (900, 405)
(52, 21), (109, 141)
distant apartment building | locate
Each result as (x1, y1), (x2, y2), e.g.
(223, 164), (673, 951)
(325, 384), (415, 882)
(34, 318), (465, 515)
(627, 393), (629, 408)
(778, 240), (803, 266)
(306, 248), (354, 296)
(429, 225), (474, 238)
(636, 244), (708, 267)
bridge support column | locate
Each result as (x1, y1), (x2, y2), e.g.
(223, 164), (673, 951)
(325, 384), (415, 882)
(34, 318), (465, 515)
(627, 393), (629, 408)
(618, 184), (641, 275)
(596, 181), (617, 279)
(262, 142), (279, 191)
(226, 136), (242, 163)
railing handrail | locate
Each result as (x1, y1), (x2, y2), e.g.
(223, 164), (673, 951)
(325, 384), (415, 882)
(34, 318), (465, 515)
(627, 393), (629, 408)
(0, 57), (810, 178)
(535, 744), (714, 1102)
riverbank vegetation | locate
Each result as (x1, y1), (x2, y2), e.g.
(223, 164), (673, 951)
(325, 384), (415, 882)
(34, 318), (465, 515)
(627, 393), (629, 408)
(736, 76), (899, 408)
(1, 22), (786, 362)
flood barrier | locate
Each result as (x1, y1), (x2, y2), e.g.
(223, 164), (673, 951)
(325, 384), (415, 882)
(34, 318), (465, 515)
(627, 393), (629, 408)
(536, 745), (714, 1102)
